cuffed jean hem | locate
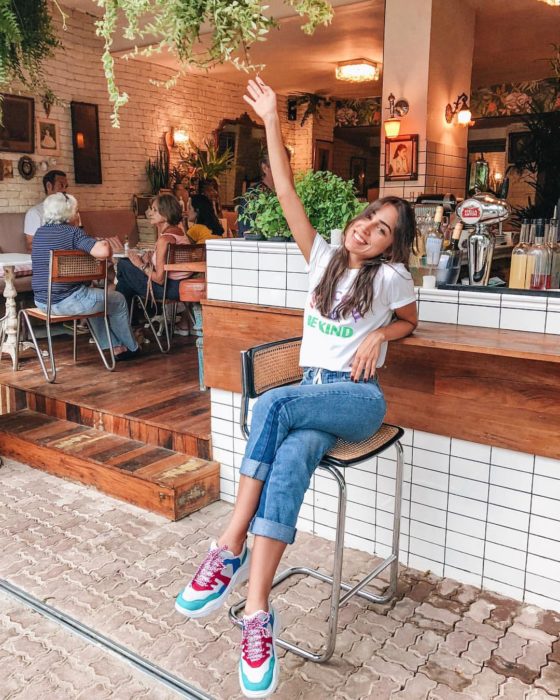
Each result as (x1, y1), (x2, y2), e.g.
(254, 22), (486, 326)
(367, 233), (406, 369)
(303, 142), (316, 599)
(240, 456), (271, 481)
(249, 516), (296, 545)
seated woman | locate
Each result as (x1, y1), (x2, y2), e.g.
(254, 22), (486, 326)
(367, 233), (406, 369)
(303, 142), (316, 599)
(186, 193), (224, 240)
(116, 194), (190, 315)
(174, 193), (224, 336)
(32, 193), (139, 361)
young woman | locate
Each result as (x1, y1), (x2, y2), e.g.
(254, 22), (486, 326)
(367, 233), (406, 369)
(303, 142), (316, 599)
(175, 78), (418, 698)
(116, 194), (190, 314)
(186, 193), (224, 239)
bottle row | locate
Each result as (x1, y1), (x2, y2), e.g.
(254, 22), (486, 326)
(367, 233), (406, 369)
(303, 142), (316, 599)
(509, 218), (560, 291)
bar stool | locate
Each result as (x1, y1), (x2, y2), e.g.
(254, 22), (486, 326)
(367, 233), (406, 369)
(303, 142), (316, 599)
(229, 336), (405, 663)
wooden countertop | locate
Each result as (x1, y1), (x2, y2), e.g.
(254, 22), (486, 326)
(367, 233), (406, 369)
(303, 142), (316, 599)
(399, 322), (560, 363)
(203, 300), (560, 364)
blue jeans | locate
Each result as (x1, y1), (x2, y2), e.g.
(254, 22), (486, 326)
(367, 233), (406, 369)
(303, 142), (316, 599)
(116, 258), (181, 309)
(36, 285), (138, 352)
(241, 367), (387, 545)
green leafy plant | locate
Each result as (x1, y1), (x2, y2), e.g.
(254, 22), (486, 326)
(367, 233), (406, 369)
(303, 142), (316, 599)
(94, 0), (334, 127)
(146, 147), (169, 194)
(0, 0), (62, 116)
(183, 139), (234, 182)
(239, 170), (364, 240)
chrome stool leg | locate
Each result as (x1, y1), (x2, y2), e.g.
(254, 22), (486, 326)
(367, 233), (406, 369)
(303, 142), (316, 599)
(228, 440), (404, 663)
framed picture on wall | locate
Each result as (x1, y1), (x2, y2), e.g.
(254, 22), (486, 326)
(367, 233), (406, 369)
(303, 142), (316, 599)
(350, 156), (367, 197)
(70, 101), (102, 184)
(0, 94), (34, 153)
(507, 131), (533, 165)
(313, 139), (333, 171)
(36, 118), (60, 156)
(384, 134), (418, 181)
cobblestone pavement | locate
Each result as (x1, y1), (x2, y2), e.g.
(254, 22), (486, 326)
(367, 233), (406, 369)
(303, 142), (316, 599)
(1, 458), (559, 700)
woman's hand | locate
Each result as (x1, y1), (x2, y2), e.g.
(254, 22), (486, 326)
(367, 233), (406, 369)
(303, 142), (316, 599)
(243, 77), (277, 123)
(350, 330), (386, 382)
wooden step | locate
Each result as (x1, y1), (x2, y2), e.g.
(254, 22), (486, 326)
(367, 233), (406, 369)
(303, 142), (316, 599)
(0, 410), (220, 521)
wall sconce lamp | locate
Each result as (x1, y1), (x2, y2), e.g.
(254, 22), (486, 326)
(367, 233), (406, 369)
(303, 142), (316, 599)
(384, 93), (409, 139)
(164, 127), (189, 151)
(75, 132), (85, 149)
(445, 93), (474, 126)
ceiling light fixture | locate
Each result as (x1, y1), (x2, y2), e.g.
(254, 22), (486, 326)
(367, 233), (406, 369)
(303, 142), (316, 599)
(538, 0), (560, 6)
(335, 59), (379, 83)
(445, 92), (474, 126)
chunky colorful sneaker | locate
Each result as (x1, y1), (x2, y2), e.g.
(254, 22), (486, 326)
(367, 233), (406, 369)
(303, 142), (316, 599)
(175, 541), (250, 619)
(239, 607), (279, 698)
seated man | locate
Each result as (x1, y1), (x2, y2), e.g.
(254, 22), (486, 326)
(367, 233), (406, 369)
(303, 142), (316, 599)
(24, 170), (69, 253)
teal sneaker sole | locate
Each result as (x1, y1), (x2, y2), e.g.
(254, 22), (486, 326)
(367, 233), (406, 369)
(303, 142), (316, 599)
(239, 609), (280, 699)
(175, 552), (250, 619)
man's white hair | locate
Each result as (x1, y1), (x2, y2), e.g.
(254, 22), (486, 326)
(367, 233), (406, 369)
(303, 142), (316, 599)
(43, 193), (78, 225)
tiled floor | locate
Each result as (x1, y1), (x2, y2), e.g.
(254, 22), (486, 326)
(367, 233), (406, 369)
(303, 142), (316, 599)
(1, 457), (559, 699)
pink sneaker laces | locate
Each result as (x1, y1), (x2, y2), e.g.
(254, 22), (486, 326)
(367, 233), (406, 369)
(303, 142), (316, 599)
(242, 612), (272, 667)
(192, 545), (228, 588)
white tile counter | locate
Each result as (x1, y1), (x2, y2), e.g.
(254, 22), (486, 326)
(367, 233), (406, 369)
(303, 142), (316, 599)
(205, 239), (560, 613)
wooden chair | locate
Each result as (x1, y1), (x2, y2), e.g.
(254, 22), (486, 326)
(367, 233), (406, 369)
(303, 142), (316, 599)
(164, 243), (208, 390)
(229, 337), (405, 663)
(16, 250), (115, 383)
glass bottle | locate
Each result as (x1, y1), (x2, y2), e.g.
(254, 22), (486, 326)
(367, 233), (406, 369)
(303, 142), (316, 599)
(528, 219), (551, 291)
(509, 219), (529, 289)
(424, 205), (444, 269)
(436, 222), (463, 286)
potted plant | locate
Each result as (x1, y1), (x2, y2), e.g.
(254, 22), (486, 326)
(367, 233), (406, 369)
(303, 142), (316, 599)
(238, 171), (364, 242)
(146, 147), (170, 195)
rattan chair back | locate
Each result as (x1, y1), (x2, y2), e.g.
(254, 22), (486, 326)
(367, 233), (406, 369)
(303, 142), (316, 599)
(51, 250), (106, 284)
(243, 337), (303, 398)
(167, 243), (206, 265)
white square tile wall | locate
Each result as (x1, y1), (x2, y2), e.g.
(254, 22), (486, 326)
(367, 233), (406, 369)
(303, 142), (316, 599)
(211, 386), (560, 613)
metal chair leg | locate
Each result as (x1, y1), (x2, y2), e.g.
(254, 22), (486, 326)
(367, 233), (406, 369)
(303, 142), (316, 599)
(85, 317), (115, 371)
(73, 320), (78, 362)
(16, 310), (57, 383)
(229, 440), (405, 663)
(131, 295), (167, 354)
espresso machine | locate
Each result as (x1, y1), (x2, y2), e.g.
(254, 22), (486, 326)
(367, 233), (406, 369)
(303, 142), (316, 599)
(456, 193), (511, 285)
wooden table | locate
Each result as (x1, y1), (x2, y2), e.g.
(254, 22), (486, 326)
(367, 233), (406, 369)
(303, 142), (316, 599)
(0, 253), (32, 370)
(202, 299), (560, 459)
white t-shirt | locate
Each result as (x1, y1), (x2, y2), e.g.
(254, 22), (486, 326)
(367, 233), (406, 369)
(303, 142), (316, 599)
(299, 235), (416, 372)
(24, 202), (45, 237)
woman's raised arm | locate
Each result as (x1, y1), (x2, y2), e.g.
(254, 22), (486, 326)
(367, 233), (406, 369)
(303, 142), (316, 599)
(243, 78), (316, 262)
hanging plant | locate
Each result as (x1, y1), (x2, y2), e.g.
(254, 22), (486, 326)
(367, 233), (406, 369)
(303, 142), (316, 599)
(0, 0), (62, 117)
(94, 0), (334, 127)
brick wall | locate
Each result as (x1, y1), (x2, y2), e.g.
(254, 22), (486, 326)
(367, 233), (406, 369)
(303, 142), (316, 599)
(0, 6), (292, 215)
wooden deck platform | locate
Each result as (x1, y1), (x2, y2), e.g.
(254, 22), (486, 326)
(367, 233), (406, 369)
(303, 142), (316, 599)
(0, 334), (217, 519)
(0, 334), (211, 458)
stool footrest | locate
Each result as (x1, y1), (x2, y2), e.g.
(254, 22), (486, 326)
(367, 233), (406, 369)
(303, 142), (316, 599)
(229, 554), (398, 663)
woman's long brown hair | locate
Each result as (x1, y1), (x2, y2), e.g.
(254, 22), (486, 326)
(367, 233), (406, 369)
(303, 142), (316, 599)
(313, 197), (415, 320)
